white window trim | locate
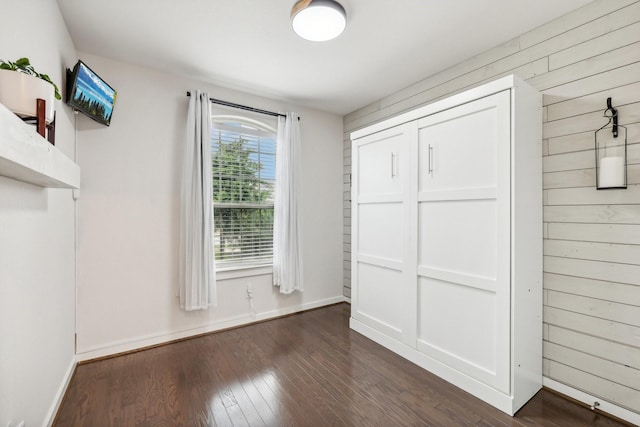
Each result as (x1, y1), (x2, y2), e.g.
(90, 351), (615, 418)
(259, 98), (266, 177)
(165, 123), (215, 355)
(216, 265), (273, 281)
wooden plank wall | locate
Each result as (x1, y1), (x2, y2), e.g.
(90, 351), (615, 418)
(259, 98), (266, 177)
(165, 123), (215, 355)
(342, 0), (640, 415)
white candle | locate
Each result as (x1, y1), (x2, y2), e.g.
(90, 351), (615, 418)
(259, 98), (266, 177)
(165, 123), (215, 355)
(599, 156), (625, 188)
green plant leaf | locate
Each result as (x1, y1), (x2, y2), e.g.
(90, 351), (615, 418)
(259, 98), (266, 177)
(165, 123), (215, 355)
(15, 57), (30, 67)
(52, 83), (62, 100)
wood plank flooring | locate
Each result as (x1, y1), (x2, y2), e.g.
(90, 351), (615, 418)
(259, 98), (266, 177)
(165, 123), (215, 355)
(54, 303), (631, 426)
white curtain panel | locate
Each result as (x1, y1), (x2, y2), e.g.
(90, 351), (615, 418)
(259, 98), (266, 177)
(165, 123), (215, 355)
(179, 90), (216, 310)
(273, 113), (304, 294)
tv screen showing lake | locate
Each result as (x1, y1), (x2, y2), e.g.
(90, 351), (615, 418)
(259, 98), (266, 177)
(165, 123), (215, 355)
(72, 62), (116, 124)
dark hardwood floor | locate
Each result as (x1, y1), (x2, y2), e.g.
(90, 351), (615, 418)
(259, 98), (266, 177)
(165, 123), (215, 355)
(55, 303), (630, 426)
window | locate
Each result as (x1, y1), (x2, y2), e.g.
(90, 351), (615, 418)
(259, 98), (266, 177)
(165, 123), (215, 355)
(211, 115), (276, 269)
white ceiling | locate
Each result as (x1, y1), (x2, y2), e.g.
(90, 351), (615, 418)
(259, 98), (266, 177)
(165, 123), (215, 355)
(56, 0), (593, 115)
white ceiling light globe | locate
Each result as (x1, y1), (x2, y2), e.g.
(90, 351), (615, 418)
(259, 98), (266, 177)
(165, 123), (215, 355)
(291, 0), (346, 42)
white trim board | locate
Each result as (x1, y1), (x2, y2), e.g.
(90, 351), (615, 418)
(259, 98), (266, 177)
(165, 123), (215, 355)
(76, 296), (346, 362)
(45, 356), (77, 427)
(543, 377), (640, 426)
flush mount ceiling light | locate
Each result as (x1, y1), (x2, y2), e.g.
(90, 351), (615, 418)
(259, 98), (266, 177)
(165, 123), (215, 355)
(291, 0), (347, 42)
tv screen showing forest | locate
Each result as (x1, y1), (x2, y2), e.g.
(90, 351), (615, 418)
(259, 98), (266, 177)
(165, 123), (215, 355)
(68, 61), (116, 126)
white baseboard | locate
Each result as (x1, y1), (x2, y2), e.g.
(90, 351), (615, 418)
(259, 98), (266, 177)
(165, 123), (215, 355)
(45, 355), (77, 427)
(77, 296), (346, 362)
(250, 295), (347, 323)
(543, 377), (640, 426)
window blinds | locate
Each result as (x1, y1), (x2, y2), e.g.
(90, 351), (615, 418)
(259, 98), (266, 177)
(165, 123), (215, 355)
(211, 120), (276, 268)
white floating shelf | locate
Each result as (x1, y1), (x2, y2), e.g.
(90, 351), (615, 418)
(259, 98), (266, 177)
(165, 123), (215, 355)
(0, 101), (79, 189)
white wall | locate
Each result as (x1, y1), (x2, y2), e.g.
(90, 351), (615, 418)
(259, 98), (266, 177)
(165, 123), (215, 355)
(343, 0), (640, 422)
(75, 53), (344, 359)
(0, 1), (78, 426)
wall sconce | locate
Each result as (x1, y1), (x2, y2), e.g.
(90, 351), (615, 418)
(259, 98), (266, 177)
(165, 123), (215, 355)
(595, 98), (627, 190)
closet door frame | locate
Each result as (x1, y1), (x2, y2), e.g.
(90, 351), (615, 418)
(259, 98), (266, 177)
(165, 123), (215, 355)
(349, 75), (542, 415)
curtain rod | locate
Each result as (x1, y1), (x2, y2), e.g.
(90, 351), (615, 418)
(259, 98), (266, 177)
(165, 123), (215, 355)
(186, 92), (298, 120)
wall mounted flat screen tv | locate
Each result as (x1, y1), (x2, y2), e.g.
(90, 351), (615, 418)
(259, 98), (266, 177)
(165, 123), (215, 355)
(66, 60), (116, 126)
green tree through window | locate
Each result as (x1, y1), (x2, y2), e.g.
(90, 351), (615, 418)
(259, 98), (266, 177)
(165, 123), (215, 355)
(211, 118), (276, 268)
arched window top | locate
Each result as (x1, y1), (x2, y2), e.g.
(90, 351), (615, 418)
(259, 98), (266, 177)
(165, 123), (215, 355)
(211, 114), (276, 136)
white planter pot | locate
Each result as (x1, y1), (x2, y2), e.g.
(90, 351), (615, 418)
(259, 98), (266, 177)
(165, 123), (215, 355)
(0, 69), (55, 123)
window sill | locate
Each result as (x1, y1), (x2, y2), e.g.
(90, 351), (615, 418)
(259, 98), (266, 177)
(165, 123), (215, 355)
(216, 265), (273, 281)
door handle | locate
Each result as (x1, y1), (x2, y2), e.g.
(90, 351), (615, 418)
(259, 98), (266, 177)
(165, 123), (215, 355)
(428, 144), (433, 174)
(391, 152), (397, 178)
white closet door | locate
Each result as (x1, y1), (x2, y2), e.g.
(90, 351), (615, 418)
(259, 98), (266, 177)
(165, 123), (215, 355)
(352, 123), (416, 342)
(415, 91), (511, 393)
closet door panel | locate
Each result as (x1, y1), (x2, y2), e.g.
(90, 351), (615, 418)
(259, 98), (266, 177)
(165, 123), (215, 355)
(416, 90), (511, 394)
(418, 96), (502, 193)
(351, 122), (416, 343)
(355, 263), (404, 339)
(417, 277), (508, 392)
(358, 203), (403, 263)
(418, 200), (497, 279)
(356, 128), (405, 198)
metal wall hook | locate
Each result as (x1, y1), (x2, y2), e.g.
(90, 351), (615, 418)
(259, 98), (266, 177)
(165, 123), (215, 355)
(605, 97), (618, 138)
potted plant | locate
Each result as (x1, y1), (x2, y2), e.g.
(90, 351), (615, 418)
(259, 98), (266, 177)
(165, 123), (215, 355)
(0, 57), (61, 124)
